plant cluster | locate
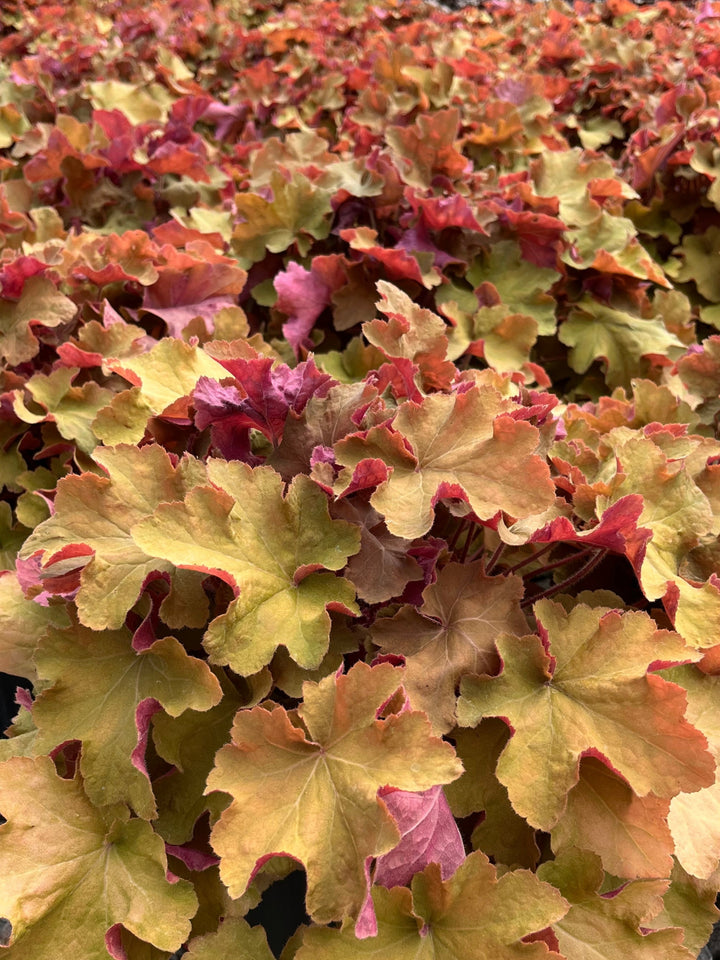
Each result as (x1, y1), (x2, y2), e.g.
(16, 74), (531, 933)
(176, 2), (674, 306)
(2, 0), (720, 957)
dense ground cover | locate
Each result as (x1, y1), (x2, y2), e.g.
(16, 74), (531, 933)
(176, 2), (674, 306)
(3, 0), (720, 956)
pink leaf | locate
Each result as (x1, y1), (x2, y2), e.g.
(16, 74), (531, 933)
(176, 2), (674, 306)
(275, 261), (331, 356)
(357, 785), (465, 939)
(374, 785), (465, 889)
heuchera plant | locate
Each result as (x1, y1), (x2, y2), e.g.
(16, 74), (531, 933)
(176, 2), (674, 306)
(4, 0), (720, 956)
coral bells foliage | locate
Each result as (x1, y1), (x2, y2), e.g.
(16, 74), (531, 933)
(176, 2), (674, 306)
(7, 1), (720, 959)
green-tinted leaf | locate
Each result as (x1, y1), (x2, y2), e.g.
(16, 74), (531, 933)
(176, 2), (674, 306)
(185, 917), (275, 960)
(0, 756), (197, 959)
(467, 241), (559, 336)
(648, 859), (720, 955)
(152, 668), (267, 843)
(559, 296), (684, 390)
(133, 462), (360, 675)
(13, 367), (112, 453)
(445, 721), (539, 869)
(32, 620), (222, 818)
(0, 571), (69, 683)
(19, 444), (209, 630)
(539, 849), (693, 959)
(231, 171), (332, 264)
(88, 80), (172, 123)
(605, 437), (715, 602)
(295, 851), (568, 958)
(666, 226), (720, 301)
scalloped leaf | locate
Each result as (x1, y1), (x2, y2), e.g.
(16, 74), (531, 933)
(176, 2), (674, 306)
(0, 275), (77, 366)
(0, 571), (69, 684)
(151, 667), (268, 843)
(457, 599), (713, 830)
(538, 849), (693, 959)
(551, 756), (673, 880)
(18, 444), (209, 630)
(607, 436), (715, 603)
(206, 661), (462, 924)
(333, 387), (555, 540)
(12, 367), (112, 454)
(0, 756), (197, 959)
(371, 563), (527, 733)
(295, 850), (568, 958)
(444, 720), (540, 870)
(559, 295), (684, 390)
(184, 917), (275, 960)
(31, 619), (222, 819)
(133, 461), (360, 674)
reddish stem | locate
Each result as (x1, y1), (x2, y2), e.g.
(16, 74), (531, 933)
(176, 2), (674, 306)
(456, 526), (475, 564)
(484, 542), (506, 574)
(466, 534), (486, 564)
(504, 540), (556, 575)
(524, 545), (595, 579)
(520, 548), (607, 608)
(446, 517), (468, 554)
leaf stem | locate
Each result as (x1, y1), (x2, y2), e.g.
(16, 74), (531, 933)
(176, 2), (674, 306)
(520, 548), (607, 608)
(504, 540), (556, 575)
(484, 541), (505, 574)
(523, 545), (595, 579)
(466, 533), (486, 564)
(456, 525), (475, 564)
(446, 517), (468, 554)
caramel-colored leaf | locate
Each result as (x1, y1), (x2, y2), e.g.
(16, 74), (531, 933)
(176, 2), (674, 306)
(0, 756), (197, 959)
(552, 756), (673, 879)
(458, 599), (713, 830)
(334, 387), (554, 540)
(372, 563), (526, 733)
(206, 661), (462, 924)
(295, 851), (568, 958)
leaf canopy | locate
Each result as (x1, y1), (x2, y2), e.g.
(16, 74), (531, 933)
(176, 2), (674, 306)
(3, 0), (720, 956)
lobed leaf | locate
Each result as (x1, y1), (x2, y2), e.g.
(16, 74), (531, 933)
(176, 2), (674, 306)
(457, 599), (714, 830)
(334, 387), (555, 540)
(132, 461), (361, 675)
(296, 850), (568, 959)
(371, 562), (527, 733)
(205, 661), (462, 924)
(539, 849), (693, 959)
(18, 444), (209, 630)
(0, 756), (197, 959)
(31, 619), (222, 819)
